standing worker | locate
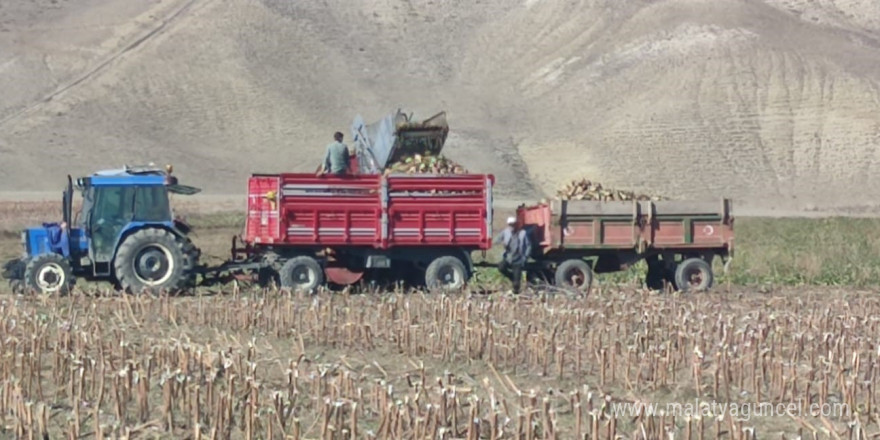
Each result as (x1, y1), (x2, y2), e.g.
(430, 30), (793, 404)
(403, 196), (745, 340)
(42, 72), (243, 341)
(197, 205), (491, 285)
(493, 216), (517, 249)
(495, 216), (531, 294)
(317, 131), (351, 176)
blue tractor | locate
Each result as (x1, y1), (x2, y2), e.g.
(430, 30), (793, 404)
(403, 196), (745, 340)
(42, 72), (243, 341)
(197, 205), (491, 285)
(2, 164), (202, 295)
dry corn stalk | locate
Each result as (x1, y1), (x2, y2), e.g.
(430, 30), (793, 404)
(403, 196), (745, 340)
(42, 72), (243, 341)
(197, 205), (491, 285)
(0, 285), (872, 438)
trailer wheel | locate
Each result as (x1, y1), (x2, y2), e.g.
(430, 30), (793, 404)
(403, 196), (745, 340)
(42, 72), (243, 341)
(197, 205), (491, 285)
(115, 228), (188, 295)
(555, 259), (593, 292)
(24, 253), (74, 295)
(425, 256), (467, 291)
(675, 257), (713, 292)
(279, 256), (324, 293)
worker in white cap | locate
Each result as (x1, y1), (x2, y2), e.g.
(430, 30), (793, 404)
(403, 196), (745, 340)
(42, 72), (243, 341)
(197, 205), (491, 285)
(493, 216), (517, 247)
(493, 215), (531, 294)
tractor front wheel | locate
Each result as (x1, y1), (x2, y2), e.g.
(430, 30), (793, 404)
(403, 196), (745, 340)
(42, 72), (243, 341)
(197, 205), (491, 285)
(24, 253), (74, 295)
(115, 229), (188, 295)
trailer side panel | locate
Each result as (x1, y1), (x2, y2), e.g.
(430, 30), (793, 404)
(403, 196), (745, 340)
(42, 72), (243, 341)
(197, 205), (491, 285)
(243, 173), (494, 251)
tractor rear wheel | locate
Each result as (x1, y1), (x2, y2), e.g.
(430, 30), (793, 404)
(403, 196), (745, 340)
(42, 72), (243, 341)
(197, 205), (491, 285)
(24, 253), (74, 295)
(675, 257), (714, 292)
(114, 228), (188, 295)
(554, 259), (593, 293)
(279, 256), (324, 293)
(425, 256), (467, 291)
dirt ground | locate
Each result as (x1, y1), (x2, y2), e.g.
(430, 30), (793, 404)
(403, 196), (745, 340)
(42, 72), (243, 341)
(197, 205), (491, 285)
(2, 2), (880, 436)
(0, 280), (876, 438)
(2, 0), (880, 212)
(1, 200), (879, 438)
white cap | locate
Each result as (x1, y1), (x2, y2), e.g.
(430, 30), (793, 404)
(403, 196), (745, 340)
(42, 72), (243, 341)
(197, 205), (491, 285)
(506, 216), (516, 225)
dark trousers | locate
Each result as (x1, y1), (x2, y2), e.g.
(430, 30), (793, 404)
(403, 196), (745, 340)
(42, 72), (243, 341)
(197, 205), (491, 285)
(498, 260), (524, 293)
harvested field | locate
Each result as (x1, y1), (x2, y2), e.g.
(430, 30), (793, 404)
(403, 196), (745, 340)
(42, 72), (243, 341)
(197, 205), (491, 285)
(2, 202), (880, 438)
(0, 286), (875, 438)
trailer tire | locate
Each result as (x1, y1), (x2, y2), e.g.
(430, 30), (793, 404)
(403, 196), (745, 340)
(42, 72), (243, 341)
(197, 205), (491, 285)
(675, 257), (713, 292)
(24, 253), (74, 295)
(555, 259), (593, 292)
(279, 256), (324, 293)
(115, 228), (188, 295)
(425, 256), (467, 291)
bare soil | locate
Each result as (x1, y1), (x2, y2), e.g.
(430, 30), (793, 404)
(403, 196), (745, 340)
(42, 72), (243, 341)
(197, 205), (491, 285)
(0, 281), (876, 438)
(1, 0), (880, 212)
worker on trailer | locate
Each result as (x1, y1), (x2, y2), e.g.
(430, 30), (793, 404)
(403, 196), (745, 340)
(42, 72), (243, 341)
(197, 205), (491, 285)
(317, 131), (351, 176)
(494, 216), (532, 294)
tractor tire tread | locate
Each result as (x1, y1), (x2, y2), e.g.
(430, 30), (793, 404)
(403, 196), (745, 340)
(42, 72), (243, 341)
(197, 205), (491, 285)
(114, 228), (188, 295)
(23, 253), (75, 295)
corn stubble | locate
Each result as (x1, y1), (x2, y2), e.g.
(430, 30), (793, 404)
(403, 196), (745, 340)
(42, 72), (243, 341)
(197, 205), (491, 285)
(0, 289), (877, 439)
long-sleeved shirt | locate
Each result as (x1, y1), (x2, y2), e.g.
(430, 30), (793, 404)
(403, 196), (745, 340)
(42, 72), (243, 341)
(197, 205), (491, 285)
(495, 227), (531, 265)
(323, 141), (350, 174)
(494, 227), (513, 246)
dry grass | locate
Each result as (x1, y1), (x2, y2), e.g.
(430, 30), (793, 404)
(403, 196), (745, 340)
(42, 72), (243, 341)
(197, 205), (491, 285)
(0, 285), (876, 438)
(0, 201), (68, 234)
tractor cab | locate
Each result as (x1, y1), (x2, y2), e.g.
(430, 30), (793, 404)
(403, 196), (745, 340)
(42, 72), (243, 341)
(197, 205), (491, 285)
(3, 164), (202, 295)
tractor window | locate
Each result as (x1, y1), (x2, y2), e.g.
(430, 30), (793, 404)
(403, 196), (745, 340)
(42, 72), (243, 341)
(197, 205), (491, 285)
(133, 186), (170, 222)
(92, 186), (135, 222)
(89, 185), (135, 262)
(78, 187), (95, 229)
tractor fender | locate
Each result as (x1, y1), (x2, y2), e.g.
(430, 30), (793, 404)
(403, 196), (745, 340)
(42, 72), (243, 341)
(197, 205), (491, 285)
(112, 222), (201, 273)
(110, 222), (180, 262)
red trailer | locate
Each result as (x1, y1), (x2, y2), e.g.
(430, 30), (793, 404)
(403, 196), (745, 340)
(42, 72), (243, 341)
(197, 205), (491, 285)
(197, 109), (499, 292)
(516, 198), (734, 292)
(223, 172), (495, 291)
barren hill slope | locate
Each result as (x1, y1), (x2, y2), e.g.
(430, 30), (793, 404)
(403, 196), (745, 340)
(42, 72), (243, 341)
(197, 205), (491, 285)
(1, 0), (879, 212)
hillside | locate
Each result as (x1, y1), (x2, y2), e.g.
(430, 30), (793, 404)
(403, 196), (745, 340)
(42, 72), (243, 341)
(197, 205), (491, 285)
(1, 0), (879, 212)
